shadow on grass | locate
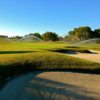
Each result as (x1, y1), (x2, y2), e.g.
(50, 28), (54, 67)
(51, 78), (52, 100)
(51, 49), (98, 54)
(0, 51), (34, 54)
(49, 49), (78, 54)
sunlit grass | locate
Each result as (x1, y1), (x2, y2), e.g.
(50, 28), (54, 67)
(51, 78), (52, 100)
(0, 41), (100, 84)
(80, 44), (100, 51)
(0, 41), (68, 51)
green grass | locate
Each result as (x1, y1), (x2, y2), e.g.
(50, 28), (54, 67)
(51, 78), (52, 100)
(80, 44), (100, 51)
(0, 41), (100, 85)
(0, 51), (100, 79)
(0, 41), (68, 51)
(0, 37), (12, 43)
(48, 46), (92, 53)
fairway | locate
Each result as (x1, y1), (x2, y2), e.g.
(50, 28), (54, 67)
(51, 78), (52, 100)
(0, 42), (68, 51)
(0, 41), (100, 92)
(0, 0), (100, 99)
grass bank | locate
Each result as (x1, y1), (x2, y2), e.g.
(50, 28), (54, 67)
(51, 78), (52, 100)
(0, 42), (100, 88)
(0, 51), (100, 79)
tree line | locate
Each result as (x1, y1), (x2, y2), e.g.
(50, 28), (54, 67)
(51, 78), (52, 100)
(1, 26), (100, 41)
(65, 26), (100, 42)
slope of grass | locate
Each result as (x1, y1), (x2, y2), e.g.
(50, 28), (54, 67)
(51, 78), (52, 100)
(48, 43), (100, 53)
(0, 42), (100, 86)
(80, 44), (100, 51)
(0, 51), (100, 79)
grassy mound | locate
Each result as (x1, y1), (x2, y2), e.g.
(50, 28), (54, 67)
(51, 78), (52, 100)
(0, 42), (100, 87)
(0, 51), (100, 80)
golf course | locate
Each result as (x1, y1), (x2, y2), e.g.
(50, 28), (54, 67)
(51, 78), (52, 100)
(0, 0), (100, 99)
(0, 40), (100, 82)
(0, 38), (100, 99)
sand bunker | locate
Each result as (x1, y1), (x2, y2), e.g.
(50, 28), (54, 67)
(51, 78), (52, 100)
(0, 71), (100, 100)
(67, 50), (100, 63)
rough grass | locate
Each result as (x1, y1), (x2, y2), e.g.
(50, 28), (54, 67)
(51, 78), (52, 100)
(80, 44), (100, 51)
(0, 51), (100, 79)
(0, 42), (100, 85)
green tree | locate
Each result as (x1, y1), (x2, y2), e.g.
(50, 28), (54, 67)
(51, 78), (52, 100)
(29, 33), (41, 39)
(68, 31), (75, 36)
(94, 29), (100, 38)
(0, 35), (8, 38)
(58, 36), (64, 41)
(67, 26), (93, 41)
(42, 32), (58, 41)
(10, 36), (23, 40)
(75, 26), (93, 40)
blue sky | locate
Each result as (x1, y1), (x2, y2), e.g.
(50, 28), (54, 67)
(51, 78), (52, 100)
(0, 0), (100, 36)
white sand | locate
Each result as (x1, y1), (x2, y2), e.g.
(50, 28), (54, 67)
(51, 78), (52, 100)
(67, 50), (100, 63)
(0, 71), (100, 100)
